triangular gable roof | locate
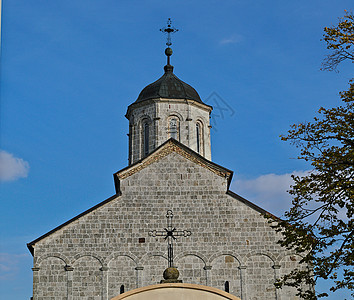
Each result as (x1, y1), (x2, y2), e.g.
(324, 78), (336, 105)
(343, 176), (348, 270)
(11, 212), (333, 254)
(27, 138), (278, 256)
(118, 139), (277, 220)
(114, 138), (233, 191)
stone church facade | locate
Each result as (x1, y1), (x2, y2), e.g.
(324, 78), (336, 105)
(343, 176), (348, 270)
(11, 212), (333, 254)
(28, 48), (303, 300)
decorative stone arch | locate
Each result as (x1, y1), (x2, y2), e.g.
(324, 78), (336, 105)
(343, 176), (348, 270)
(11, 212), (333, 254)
(107, 253), (139, 298)
(36, 252), (69, 268)
(209, 253), (242, 298)
(166, 112), (183, 141)
(244, 251), (277, 265)
(138, 115), (153, 158)
(278, 252), (308, 275)
(140, 253), (168, 287)
(278, 252), (304, 263)
(72, 252), (104, 267)
(36, 254), (68, 299)
(244, 251), (278, 300)
(72, 253), (104, 299)
(137, 114), (153, 126)
(195, 115), (208, 127)
(209, 252), (243, 266)
(195, 118), (205, 155)
(175, 253), (207, 285)
(140, 252), (167, 266)
(175, 252), (208, 266)
(278, 253), (307, 299)
(166, 111), (184, 122)
(105, 251), (139, 267)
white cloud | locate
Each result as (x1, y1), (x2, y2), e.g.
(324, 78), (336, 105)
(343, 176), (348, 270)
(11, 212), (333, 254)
(0, 253), (29, 280)
(0, 151), (30, 182)
(219, 34), (243, 45)
(231, 170), (311, 217)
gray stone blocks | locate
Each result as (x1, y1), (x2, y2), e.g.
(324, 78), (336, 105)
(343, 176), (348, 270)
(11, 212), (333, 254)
(31, 151), (300, 300)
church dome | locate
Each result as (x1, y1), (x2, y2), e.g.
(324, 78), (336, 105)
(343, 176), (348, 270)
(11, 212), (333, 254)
(135, 64), (203, 103)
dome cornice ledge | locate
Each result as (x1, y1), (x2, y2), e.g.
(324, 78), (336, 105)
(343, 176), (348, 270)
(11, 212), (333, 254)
(125, 98), (212, 119)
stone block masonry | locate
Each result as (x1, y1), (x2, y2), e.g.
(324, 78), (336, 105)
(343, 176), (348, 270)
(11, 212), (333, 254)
(126, 98), (212, 164)
(30, 146), (301, 300)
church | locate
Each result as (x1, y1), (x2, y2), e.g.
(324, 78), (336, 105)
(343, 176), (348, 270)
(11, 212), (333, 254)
(28, 21), (304, 300)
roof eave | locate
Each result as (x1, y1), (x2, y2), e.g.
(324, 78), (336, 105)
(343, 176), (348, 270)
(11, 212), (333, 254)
(126, 98), (212, 119)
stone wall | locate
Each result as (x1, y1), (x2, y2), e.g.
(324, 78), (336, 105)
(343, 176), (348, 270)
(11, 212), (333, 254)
(127, 99), (212, 164)
(31, 151), (300, 300)
(127, 101), (156, 164)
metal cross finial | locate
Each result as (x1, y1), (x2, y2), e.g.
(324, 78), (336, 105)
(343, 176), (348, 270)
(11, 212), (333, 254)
(160, 18), (179, 47)
(149, 210), (191, 268)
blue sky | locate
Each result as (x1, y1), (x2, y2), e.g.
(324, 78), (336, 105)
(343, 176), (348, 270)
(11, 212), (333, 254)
(0, 1), (352, 299)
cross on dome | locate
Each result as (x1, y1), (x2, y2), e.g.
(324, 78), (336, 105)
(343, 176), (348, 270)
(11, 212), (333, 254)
(160, 18), (179, 47)
(160, 18), (179, 65)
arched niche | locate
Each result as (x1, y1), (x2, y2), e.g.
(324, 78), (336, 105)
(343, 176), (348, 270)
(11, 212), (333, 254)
(108, 255), (137, 299)
(176, 254), (206, 285)
(210, 254), (241, 298)
(279, 254), (306, 299)
(167, 115), (181, 141)
(141, 254), (167, 286)
(245, 254), (276, 300)
(72, 255), (103, 299)
(37, 256), (67, 299)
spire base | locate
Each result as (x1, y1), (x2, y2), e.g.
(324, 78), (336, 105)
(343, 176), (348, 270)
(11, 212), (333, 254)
(164, 64), (174, 73)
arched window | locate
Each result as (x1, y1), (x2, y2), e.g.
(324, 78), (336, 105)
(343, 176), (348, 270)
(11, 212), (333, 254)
(169, 117), (178, 140)
(196, 121), (203, 154)
(120, 284), (125, 294)
(144, 123), (149, 156)
(143, 122), (149, 156)
(196, 123), (201, 153)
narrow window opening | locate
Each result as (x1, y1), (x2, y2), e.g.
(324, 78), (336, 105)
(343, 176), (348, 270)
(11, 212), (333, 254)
(144, 122), (149, 156)
(225, 281), (230, 293)
(120, 284), (125, 294)
(170, 118), (178, 140)
(196, 123), (200, 153)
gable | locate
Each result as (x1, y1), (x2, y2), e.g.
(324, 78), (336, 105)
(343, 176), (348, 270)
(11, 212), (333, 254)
(27, 139), (278, 256)
(114, 139), (233, 193)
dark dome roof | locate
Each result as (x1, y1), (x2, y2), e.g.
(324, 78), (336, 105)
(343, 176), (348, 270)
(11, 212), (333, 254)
(135, 65), (203, 103)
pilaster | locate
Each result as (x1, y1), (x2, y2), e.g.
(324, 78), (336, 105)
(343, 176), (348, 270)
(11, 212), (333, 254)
(135, 266), (144, 288)
(64, 265), (74, 300)
(273, 264), (281, 300)
(239, 265), (247, 300)
(32, 267), (40, 300)
(100, 266), (109, 300)
(204, 265), (212, 286)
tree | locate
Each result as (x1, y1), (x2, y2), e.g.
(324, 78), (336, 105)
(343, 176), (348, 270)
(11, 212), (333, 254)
(321, 11), (354, 72)
(273, 11), (354, 299)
